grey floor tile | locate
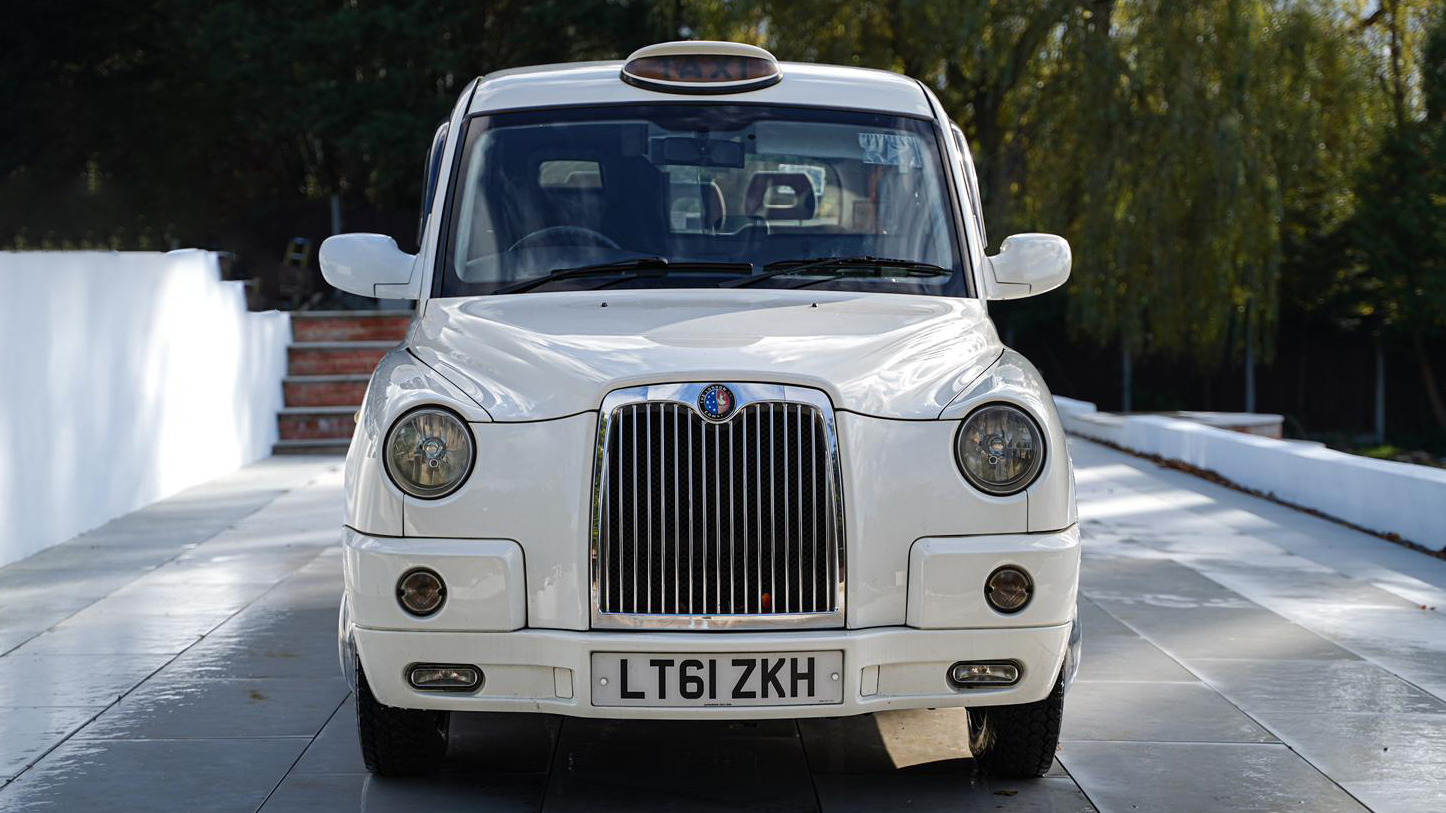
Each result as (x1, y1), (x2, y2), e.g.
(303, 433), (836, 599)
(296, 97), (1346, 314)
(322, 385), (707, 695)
(1343, 778), (1446, 813)
(0, 706), (98, 776)
(161, 635), (340, 681)
(91, 581), (269, 618)
(76, 677), (348, 740)
(0, 567), (147, 605)
(814, 774), (1095, 813)
(132, 559), (306, 588)
(0, 654), (170, 707)
(290, 707), (562, 776)
(542, 717), (816, 812)
(1250, 710), (1446, 812)
(1073, 602), (1197, 682)
(1189, 658), (1446, 714)
(1059, 741), (1369, 813)
(12, 612), (219, 656)
(257, 771), (545, 813)
(1091, 603), (1360, 661)
(1082, 556), (1251, 608)
(1061, 681), (1275, 743)
(0, 633), (32, 657)
(289, 705), (364, 775)
(0, 737), (308, 813)
(444, 711), (562, 774)
(0, 598), (95, 636)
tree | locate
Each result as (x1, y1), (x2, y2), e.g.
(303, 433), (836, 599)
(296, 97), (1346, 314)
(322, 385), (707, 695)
(1344, 3), (1446, 427)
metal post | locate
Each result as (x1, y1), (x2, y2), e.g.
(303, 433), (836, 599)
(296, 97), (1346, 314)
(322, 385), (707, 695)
(1244, 300), (1256, 414)
(1375, 335), (1386, 445)
(1121, 343), (1133, 413)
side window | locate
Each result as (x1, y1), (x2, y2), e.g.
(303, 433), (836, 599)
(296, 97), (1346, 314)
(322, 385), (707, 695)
(539, 160), (603, 189)
(951, 124), (988, 247)
(419, 121), (449, 246)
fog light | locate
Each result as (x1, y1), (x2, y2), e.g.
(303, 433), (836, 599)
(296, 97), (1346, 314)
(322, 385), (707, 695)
(397, 568), (446, 616)
(985, 566), (1032, 613)
(408, 664), (482, 691)
(948, 661), (1020, 688)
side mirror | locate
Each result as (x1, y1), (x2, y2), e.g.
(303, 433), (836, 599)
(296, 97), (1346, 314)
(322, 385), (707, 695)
(319, 234), (420, 299)
(984, 233), (1071, 300)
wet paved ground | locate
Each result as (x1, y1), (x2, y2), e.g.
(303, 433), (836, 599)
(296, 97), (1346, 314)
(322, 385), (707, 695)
(1, 438), (1444, 812)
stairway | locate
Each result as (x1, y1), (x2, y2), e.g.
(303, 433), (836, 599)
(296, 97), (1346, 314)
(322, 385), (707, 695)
(273, 311), (414, 454)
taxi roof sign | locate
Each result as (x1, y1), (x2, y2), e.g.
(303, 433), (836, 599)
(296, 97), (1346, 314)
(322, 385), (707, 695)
(621, 41), (782, 94)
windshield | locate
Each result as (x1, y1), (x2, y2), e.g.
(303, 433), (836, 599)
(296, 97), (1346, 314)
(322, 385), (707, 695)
(437, 103), (969, 297)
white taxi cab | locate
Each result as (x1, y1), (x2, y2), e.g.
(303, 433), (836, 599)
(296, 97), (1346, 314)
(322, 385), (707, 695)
(321, 41), (1080, 779)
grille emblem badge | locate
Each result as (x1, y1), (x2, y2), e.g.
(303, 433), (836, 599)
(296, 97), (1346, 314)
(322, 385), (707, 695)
(698, 384), (736, 421)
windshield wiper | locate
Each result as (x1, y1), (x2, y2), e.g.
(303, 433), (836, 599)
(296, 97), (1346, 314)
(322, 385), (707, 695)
(722, 256), (950, 288)
(494, 257), (750, 294)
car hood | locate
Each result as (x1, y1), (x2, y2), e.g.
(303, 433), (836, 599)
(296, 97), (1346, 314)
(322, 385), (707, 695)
(409, 289), (1000, 421)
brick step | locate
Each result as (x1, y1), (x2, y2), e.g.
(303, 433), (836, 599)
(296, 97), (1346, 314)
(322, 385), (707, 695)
(291, 310), (414, 342)
(273, 438), (350, 455)
(283, 374), (370, 407)
(288, 341), (394, 376)
(277, 407), (357, 441)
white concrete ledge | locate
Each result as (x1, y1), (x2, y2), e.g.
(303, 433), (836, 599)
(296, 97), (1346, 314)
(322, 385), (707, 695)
(1054, 396), (1446, 549)
(0, 250), (291, 566)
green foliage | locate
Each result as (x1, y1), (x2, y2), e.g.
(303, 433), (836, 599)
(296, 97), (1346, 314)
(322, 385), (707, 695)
(2, 0), (1440, 415)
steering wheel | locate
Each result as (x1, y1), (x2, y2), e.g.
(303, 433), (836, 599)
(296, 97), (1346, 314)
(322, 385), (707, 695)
(508, 226), (619, 252)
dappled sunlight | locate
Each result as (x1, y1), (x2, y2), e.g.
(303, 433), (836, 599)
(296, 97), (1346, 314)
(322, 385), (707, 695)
(1079, 489), (1215, 522)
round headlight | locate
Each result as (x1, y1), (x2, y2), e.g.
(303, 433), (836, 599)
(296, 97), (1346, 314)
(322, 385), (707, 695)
(955, 404), (1045, 495)
(385, 407), (474, 498)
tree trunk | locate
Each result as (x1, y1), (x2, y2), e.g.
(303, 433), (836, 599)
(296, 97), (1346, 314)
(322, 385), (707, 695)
(1411, 329), (1446, 428)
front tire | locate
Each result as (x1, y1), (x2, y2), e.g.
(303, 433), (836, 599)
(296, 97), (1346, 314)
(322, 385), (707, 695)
(967, 673), (1064, 778)
(355, 659), (450, 775)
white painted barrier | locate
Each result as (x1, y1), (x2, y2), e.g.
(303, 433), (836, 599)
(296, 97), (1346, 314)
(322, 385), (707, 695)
(0, 250), (291, 567)
(1055, 396), (1446, 548)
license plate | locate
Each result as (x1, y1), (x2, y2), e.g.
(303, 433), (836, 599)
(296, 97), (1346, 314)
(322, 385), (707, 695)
(591, 651), (844, 707)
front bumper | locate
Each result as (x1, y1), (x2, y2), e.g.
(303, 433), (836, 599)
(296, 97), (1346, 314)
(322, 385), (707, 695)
(342, 524), (1080, 719)
(352, 622), (1071, 719)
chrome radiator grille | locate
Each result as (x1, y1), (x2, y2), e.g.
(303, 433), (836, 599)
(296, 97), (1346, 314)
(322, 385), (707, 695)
(591, 383), (844, 630)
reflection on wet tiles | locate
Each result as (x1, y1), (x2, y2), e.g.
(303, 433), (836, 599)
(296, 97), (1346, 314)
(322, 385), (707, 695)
(0, 654), (170, 707)
(0, 567), (147, 605)
(161, 636), (339, 681)
(1189, 659), (1446, 714)
(1060, 741), (1369, 813)
(1071, 617), (1196, 682)
(542, 718), (816, 812)
(257, 771), (545, 813)
(1061, 681), (1275, 743)
(0, 737), (309, 813)
(1081, 556), (1256, 606)
(12, 612), (218, 656)
(813, 775), (1095, 813)
(93, 581), (271, 617)
(0, 707), (98, 777)
(1090, 603), (1360, 661)
(1251, 710), (1446, 813)
(0, 633), (32, 657)
(0, 598), (94, 636)
(76, 677), (348, 740)
(291, 708), (562, 777)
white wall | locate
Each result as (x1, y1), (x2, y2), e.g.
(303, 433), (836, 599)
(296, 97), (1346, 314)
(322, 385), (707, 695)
(1056, 396), (1446, 549)
(0, 250), (291, 566)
